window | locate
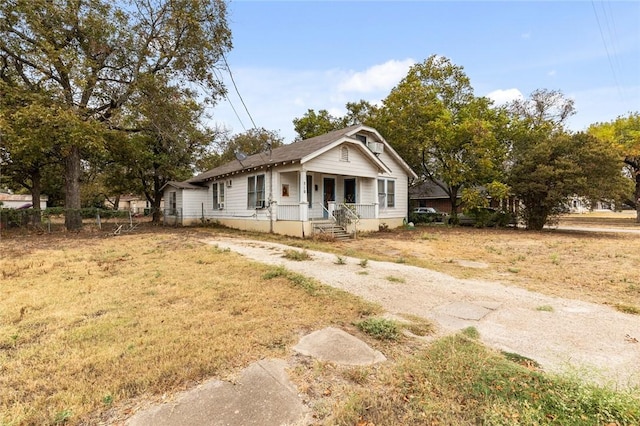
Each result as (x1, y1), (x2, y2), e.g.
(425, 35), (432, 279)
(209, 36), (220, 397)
(168, 191), (177, 213)
(377, 179), (396, 208)
(306, 175), (313, 207)
(355, 134), (367, 143)
(248, 174), (266, 208)
(212, 182), (225, 209)
(340, 146), (349, 161)
(387, 180), (395, 207)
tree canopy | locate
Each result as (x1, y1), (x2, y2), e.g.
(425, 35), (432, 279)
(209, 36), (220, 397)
(507, 90), (625, 229)
(374, 55), (508, 217)
(589, 112), (640, 221)
(0, 0), (231, 229)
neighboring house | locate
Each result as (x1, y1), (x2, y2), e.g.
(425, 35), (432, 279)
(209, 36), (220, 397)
(566, 196), (615, 213)
(162, 125), (418, 238)
(409, 180), (459, 213)
(107, 194), (161, 215)
(410, 180), (518, 215)
(0, 192), (48, 210)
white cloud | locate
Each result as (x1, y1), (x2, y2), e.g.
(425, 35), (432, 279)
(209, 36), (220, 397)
(548, 70), (557, 77)
(486, 88), (524, 106)
(209, 60), (418, 142)
(337, 59), (415, 94)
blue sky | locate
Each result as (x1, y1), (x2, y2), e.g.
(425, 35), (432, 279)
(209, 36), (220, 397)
(210, 1), (640, 142)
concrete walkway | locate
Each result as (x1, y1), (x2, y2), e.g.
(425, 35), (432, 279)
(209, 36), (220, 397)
(126, 328), (386, 426)
(126, 234), (640, 425)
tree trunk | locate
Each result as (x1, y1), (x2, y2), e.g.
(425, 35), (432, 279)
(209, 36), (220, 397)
(524, 200), (548, 231)
(30, 168), (42, 225)
(64, 145), (83, 230)
(151, 175), (163, 224)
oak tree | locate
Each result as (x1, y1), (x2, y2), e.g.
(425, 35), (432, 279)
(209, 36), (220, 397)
(507, 90), (624, 229)
(0, 0), (231, 229)
(375, 55), (508, 217)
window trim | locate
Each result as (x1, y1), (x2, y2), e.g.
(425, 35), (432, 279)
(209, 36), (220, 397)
(247, 174), (266, 209)
(377, 178), (396, 209)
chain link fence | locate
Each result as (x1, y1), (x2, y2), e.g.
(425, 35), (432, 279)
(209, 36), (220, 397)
(0, 207), (158, 234)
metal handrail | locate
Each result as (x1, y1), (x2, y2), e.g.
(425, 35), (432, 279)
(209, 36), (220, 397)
(338, 203), (359, 238)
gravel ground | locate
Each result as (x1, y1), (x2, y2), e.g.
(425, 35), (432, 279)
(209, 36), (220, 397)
(208, 236), (640, 389)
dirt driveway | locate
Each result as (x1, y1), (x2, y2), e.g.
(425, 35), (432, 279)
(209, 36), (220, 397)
(209, 236), (640, 389)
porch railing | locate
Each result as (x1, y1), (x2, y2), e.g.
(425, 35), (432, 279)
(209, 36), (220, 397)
(346, 203), (376, 219)
(276, 204), (300, 221)
(276, 202), (376, 222)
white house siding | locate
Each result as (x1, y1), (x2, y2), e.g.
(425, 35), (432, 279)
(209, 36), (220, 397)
(376, 148), (410, 220)
(304, 144), (380, 178)
(181, 189), (210, 223)
(279, 171), (299, 204)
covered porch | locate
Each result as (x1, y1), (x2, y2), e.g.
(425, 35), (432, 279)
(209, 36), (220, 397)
(274, 171), (379, 227)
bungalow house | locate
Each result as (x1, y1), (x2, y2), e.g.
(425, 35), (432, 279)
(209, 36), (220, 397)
(162, 125), (417, 238)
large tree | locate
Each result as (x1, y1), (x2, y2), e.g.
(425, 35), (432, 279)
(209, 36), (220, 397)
(0, 84), (104, 220)
(507, 89), (624, 229)
(589, 112), (640, 222)
(0, 0), (231, 230)
(374, 55), (508, 217)
(108, 77), (223, 223)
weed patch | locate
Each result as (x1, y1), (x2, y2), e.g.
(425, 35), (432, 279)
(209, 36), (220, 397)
(331, 333), (640, 425)
(355, 317), (400, 341)
(282, 249), (312, 261)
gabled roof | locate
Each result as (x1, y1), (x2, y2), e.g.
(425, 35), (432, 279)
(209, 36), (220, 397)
(188, 125), (417, 183)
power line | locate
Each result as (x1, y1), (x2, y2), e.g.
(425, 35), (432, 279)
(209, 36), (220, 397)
(221, 52), (258, 130)
(211, 68), (247, 132)
(591, 0), (623, 100)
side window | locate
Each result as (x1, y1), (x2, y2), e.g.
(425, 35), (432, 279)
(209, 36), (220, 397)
(378, 179), (385, 207)
(387, 180), (395, 208)
(169, 191), (177, 213)
(212, 183), (218, 209)
(248, 174), (266, 208)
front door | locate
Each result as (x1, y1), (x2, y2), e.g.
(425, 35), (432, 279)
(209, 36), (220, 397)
(323, 177), (335, 218)
(344, 178), (356, 203)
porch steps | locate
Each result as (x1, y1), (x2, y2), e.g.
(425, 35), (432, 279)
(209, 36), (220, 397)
(311, 221), (352, 240)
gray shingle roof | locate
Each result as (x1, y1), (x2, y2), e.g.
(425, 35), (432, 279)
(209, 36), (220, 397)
(189, 125), (362, 183)
(165, 181), (206, 190)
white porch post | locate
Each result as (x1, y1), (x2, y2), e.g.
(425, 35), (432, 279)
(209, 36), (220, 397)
(374, 202), (379, 219)
(299, 170), (309, 221)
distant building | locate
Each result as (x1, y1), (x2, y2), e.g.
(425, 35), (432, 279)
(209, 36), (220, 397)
(0, 192), (48, 210)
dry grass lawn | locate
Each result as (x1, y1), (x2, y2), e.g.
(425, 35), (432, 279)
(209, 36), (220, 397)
(1, 211), (639, 424)
(0, 229), (377, 425)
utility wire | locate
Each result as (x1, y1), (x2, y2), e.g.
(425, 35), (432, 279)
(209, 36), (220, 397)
(221, 52), (258, 130)
(211, 68), (247, 132)
(591, 0), (623, 100)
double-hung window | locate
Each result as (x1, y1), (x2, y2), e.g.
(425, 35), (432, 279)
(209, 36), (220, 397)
(248, 174), (266, 208)
(212, 183), (219, 209)
(377, 179), (396, 208)
(212, 183), (225, 209)
(168, 191), (177, 214)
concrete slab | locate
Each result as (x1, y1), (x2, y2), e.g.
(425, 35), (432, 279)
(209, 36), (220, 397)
(455, 259), (489, 269)
(293, 327), (386, 366)
(436, 301), (494, 321)
(126, 359), (306, 426)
